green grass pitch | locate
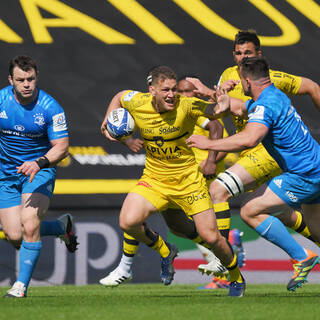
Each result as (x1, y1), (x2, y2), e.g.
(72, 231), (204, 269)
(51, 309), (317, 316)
(1, 284), (320, 320)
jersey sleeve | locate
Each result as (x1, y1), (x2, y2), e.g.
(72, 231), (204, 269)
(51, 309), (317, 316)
(270, 70), (302, 95)
(46, 100), (69, 141)
(0, 86), (11, 106)
(188, 98), (211, 119)
(120, 90), (151, 114)
(247, 102), (273, 129)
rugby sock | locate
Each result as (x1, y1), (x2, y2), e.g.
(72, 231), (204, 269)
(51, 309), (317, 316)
(0, 230), (6, 240)
(118, 254), (134, 274)
(143, 223), (170, 258)
(17, 240), (42, 288)
(213, 202), (231, 239)
(190, 235), (212, 250)
(291, 211), (320, 247)
(255, 216), (307, 261)
(40, 220), (64, 237)
(226, 250), (243, 283)
(123, 232), (139, 257)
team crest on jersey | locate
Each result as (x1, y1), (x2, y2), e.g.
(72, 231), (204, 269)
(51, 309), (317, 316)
(53, 113), (67, 132)
(14, 124), (25, 131)
(34, 113), (45, 126)
(123, 91), (138, 102)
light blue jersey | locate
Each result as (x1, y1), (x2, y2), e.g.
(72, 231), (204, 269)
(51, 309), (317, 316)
(246, 84), (320, 207)
(0, 85), (68, 176)
(246, 84), (320, 178)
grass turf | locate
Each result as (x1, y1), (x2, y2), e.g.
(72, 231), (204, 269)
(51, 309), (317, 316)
(1, 284), (320, 320)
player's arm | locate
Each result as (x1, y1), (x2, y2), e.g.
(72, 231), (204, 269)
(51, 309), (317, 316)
(201, 120), (227, 177)
(101, 90), (144, 151)
(187, 122), (268, 152)
(297, 77), (320, 112)
(16, 137), (69, 183)
(213, 87), (247, 118)
(101, 90), (128, 140)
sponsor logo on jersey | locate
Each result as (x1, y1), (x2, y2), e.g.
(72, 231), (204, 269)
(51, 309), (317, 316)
(137, 181), (152, 188)
(14, 124), (25, 131)
(34, 113), (45, 126)
(0, 110), (8, 119)
(249, 105), (265, 120)
(53, 112), (67, 132)
(186, 191), (208, 205)
(141, 128), (154, 135)
(159, 126), (180, 135)
(285, 191), (298, 203)
(273, 179), (282, 189)
(146, 145), (181, 154)
(123, 91), (138, 102)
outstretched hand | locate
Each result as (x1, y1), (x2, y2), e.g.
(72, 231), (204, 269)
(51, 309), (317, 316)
(213, 86), (230, 114)
(186, 134), (212, 150)
(186, 77), (216, 101)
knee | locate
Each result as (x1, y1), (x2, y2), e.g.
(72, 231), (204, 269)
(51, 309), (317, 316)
(240, 203), (257, 224)
(5, 229), (22, 243)
(209, 180), (230, 202)
(23, 220), (40, 240)
(119, 215), (142, 233)
(197, 229), (220, 247)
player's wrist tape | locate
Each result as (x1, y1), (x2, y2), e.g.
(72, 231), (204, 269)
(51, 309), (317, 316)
(35, 156), (50, 169)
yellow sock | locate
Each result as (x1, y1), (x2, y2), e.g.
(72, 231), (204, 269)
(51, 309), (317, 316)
(150, 235), (170, 258)
(213, 202), (231, 239)
(123, 232), (139, 257)
(293, 211), (320, 247)
(226, 253), (243, 283)
(191, 235), (212, 250)
(0, 230), (6, 240)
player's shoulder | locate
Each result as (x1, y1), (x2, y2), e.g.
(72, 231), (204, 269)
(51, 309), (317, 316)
(37, 89), (62, 110)
(220, 65), (239, 78)
(122, 90), (151, 104)
(258, 85), (288, 111)
(0, 85), (13, 102)
(269, 69), (301, 92)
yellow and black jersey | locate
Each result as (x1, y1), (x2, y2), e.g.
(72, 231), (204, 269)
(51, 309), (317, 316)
(121, 91), (211, 179)
(218, 65), (302, 132)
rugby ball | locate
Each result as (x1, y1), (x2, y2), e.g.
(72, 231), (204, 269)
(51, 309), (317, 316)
(107, 108), (135, 139)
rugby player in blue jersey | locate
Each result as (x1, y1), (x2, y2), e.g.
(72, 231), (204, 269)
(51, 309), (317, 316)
(187, 56), (320, 291)
(0, 56), (76, 298)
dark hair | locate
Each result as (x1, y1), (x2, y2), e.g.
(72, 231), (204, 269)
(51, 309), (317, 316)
(146, 65), (176, 86)
(178, 74), (199, 82)
(239, 56), (269, 80)
(234, 30), (260, 51)
(9, 55), (38, 76)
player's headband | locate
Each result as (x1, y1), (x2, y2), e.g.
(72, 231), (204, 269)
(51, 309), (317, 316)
(147, 75), (152, 85)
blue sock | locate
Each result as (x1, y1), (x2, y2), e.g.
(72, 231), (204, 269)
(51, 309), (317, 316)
(255, 216), (307, 261)
(17, 240), (42, 289)
(40, 220), (64, 237)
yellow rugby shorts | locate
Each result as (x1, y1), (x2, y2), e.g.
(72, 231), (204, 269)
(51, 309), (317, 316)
(237, 143), (282, 187)
(130, 169), (212, 216)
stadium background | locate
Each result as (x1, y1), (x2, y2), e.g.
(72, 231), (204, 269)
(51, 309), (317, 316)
(0, 0), (319, 286)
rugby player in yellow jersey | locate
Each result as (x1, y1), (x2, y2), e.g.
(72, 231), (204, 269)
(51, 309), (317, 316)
(187, 30), (320, 275)
(100, 66), (245, 296)
(99, 75), (231, 289)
